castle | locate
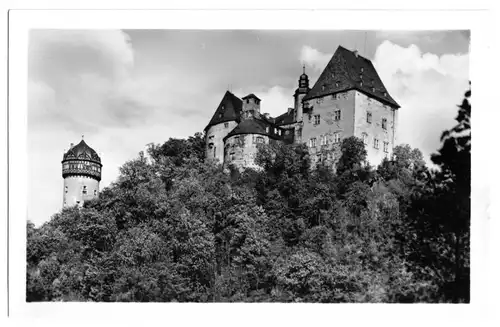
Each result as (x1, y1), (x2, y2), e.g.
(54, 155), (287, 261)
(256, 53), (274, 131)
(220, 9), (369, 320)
(204, 46), (400, 170)
(61, 45), (400, 208)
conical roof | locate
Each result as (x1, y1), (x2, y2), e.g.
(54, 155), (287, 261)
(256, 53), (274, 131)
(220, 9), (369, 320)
(303, 46), (400, 108)
(205, 91), (243, 131)
(62, 139), (101, 164)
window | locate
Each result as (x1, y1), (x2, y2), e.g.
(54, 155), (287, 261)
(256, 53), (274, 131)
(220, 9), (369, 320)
(266, 127), (269, 133)
(310, 138), (317, 147)
(82, 186), (87, 195)
(382, 118), (387, 130)
(94, 190), (97, 196)
(256, 136), (264, 143)
(230, 152), (236, 160)
(221, 105), (225, 111)
(334, 110), (341, 121)
(214, 147), (216, 158)
(320, 135), (327, 146)
(322, 85), (326, 91)
(362, 133), (368, 145)
(332, 94), (337, 100)
(374, 138), (379, 149)
(383, 142), (389, 153)
(219, 113), (223, 118)
(65, 186), (68, 194)
(333, 133), (341, 144)
(367, 111), (372, 123)
(285, 130), (290, 135)
(224, 122), (229, 128)
(314, 115), (321, 125)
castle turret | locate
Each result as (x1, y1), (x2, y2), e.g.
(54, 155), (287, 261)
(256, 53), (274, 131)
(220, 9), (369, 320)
(241, 93), (261, 119)
(293, 65), (310, 122)
(294, 65), (310, 122)
(61, 137), (102, 207)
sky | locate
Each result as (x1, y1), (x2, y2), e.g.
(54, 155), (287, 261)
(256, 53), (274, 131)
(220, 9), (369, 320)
(28, 30), (470, 226)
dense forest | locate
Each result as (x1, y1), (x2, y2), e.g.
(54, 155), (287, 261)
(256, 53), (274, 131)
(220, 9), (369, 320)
(27, 86), (470, 302)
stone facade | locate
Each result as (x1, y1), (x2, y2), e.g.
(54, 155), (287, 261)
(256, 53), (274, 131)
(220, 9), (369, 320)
(206, 121), (239, 163)
(63, 175), (99, 207)
(224, 134), (270, 170)
(353, 91), (397, 165)
(301, 90), (356, 168)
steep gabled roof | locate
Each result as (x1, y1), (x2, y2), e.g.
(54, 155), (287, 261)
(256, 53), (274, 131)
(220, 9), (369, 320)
(223, 118), (283, 142)
(303, 46), (400, 108)
(205, 91), (243, 131)
(274, 110), (296, 126)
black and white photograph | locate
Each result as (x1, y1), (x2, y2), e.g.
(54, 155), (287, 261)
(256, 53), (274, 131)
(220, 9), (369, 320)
(24, 27), (472, 304)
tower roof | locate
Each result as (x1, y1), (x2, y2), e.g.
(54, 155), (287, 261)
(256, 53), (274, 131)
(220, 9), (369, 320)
(303, 46), (400, 108)
(242, 93), (261, 101)
(205, 91), (243, 131)
(62, 139), (101, 164)
(223, 118), (282, 142)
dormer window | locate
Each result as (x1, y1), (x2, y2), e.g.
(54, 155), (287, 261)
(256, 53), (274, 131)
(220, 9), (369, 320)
(224, 122), (229, 128)
(322, 85), (326, 91)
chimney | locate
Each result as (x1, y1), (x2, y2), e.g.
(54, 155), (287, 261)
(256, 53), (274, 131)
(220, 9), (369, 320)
(288, 107), (294, 114)
(263, 113), (270, 119)
(353, 50), (358, 58)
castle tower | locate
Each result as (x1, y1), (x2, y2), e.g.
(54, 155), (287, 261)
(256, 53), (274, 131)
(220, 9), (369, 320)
(241, 93), (261, 119)
(61, 137), (102, 207)
(294, 65), (310, 123)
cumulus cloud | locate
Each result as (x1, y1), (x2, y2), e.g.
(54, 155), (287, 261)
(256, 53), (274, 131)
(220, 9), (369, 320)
(373, 40), (469, 162)
(299, 45), (331, 73)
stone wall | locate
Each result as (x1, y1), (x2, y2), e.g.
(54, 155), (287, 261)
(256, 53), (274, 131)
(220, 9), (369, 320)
(205, 121), (239, 164)
(353, 91), (397, 167)
(63, 175), (99, 207)
(301, 90), (356, 166)
(224, 134), (269, 170)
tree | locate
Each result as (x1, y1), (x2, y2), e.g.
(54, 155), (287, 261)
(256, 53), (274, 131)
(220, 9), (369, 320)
(336, 136), (367, 175)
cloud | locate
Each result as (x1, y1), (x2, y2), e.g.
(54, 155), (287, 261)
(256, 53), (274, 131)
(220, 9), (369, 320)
(299, 45), (331, 73)
(373, 40), (469, 162)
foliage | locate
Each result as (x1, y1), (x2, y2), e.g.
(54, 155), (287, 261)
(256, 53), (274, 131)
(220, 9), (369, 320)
(27, 87), (470, 302)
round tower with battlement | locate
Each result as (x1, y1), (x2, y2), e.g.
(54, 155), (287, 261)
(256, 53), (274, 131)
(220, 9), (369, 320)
(61, 138), (102, 208)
